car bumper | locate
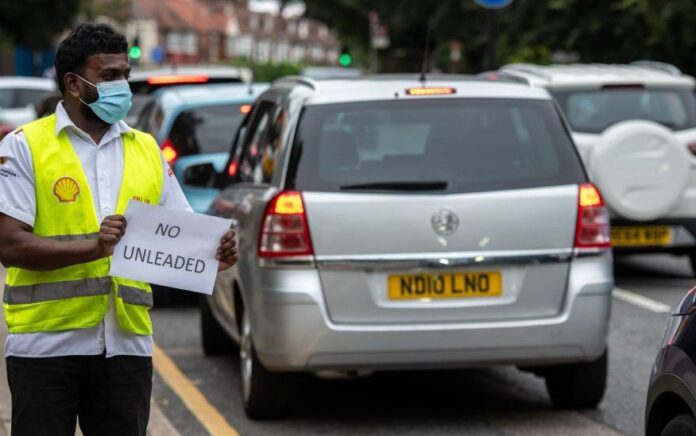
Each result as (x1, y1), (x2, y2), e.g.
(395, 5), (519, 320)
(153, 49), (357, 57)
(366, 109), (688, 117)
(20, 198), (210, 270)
(250, 255), (613, 371)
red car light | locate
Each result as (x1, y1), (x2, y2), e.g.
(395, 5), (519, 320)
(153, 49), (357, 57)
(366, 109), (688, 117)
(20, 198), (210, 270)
(258, 191), (314, 258)
(575, 183), (611, 248)
(147, 75), (209, 85)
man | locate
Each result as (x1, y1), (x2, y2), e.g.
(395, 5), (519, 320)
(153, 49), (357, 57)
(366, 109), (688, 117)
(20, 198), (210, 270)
(0, 23), (238, 435)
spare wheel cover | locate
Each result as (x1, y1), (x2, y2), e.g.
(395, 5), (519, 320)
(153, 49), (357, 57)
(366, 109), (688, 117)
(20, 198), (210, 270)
(589, 120), (690, 221)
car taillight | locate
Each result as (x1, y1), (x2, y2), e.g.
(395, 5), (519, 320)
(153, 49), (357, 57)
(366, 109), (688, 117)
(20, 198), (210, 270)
(227, 161), (238, 176)
(258, 191), (314, 258)
(161, 138), (178, 164)
(575, 183), (611, 248)
(688, 142), (696, 156)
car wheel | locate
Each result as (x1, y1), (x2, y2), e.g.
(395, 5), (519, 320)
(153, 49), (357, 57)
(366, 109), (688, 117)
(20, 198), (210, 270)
(240, 307), (292, 419)
(545, 350), (607, 409)
(200, 296), (235, 355)
(661, 414), (696, 436)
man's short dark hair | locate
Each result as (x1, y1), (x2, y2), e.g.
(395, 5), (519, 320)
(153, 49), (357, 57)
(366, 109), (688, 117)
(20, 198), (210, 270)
(54, 23), (128, 94)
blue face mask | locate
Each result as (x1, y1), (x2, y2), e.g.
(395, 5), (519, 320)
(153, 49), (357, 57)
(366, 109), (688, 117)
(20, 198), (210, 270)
(76, 74), (132, 125)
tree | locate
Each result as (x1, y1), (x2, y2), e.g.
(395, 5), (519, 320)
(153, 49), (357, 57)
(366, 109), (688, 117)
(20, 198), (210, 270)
(0, 0), (81, 49)
(303, 0), (696, 76)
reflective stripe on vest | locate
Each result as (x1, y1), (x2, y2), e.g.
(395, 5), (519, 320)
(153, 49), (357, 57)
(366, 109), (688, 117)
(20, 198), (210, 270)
(4, 277), (112, 304)
(3, 114), (162, 335)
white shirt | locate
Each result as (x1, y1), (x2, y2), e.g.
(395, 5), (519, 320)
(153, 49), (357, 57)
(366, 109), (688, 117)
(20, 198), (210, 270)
(0, 102), (192, 358)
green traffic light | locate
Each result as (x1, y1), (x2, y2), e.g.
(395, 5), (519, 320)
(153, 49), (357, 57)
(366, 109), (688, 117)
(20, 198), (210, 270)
(339, 53), (352, 67)
(129, 46), (142, 60)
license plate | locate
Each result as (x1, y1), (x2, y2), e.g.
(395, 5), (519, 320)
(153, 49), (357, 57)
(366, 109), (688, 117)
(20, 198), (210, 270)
(611, 226), (672, 247)
(387, 272), (502, 300)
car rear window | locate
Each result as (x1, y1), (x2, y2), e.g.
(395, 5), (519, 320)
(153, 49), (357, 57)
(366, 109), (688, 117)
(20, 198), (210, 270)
(287, 98), (586, 194)
(167, 104), (246, 156)
(551, 88), (696, 133)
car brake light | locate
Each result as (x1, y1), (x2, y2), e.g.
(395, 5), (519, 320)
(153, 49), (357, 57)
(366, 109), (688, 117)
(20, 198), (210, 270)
(258, 191), (314, 258)
(575, 183), (611, 248)
(147, 75), (209, 85)
(227, 161), (238, 176)
(240, 104), (252, 114)
(161, 139), (178, 163)
(688, 142), (696, 156)
(405, 87), (456, 96)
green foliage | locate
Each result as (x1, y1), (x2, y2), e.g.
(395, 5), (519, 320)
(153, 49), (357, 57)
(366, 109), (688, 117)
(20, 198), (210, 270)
(303, 0), (696, 75)
(0, 0), (81, 49)
(506, 46), (552, 65)
(228, 58), (303, 82)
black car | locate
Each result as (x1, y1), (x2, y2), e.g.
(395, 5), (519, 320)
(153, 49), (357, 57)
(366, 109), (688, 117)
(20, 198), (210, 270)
(646, 286), (696, 435)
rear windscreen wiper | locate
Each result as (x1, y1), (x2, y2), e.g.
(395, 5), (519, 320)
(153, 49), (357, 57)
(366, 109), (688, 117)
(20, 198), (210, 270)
(339, 181), (449, 191)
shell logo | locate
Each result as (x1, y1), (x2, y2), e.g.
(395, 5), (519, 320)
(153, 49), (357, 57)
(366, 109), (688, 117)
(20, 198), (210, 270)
(53, 177), (80, 203)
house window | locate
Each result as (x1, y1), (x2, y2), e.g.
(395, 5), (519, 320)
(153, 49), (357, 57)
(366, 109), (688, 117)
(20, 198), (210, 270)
(209, 33), (219, 61)
(264, 16), (274, 33)
(298, 20), (309, 39)
(274, 42), (288, 64)
(250, 15), (259, 31)
(287, 21), (296, 35)
(311, 46), (324, 61)
(292, 45), (305, 63)
(256, 41), (271, 63)
(166, 31), (197, 55)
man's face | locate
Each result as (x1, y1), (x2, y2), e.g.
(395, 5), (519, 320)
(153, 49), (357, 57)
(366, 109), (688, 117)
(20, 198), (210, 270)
(65, 53), (131, 123)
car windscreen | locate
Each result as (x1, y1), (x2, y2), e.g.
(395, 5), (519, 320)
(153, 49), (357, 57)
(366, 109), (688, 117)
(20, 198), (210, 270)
(287, 98), (587, 194)
(551, 88), (696, 133)
(167, 104), (246, 156)
(0, 88), (47, 109)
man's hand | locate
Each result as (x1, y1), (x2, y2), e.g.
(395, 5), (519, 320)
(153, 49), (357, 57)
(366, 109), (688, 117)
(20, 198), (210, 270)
(96, 215), (127, 258)
(217, 229), (238, 272)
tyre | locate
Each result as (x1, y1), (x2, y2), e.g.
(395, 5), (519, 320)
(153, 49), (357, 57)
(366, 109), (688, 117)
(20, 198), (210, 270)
(545, 350), (607, 409)
(661, 414), (696, 436)
(200, 296), (235, 355)
(239, 307), (292, 419)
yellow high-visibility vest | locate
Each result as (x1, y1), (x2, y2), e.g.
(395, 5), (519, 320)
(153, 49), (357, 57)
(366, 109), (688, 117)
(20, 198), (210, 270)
(3, 114), (163, 335)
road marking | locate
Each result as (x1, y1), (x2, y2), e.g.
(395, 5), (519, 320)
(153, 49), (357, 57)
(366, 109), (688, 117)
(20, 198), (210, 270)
(613, 287), (672, 314)
(152, 343), (239, 436)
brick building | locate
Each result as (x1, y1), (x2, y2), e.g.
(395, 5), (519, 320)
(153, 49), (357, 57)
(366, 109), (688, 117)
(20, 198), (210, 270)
(118, 0), (340, 66)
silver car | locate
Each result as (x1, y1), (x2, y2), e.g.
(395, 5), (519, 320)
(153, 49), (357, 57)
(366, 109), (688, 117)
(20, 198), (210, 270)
(190, 75), (614, 419)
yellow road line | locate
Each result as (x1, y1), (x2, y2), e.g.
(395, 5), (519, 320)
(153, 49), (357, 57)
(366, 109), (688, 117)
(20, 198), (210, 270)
(152, 343), (239, 436)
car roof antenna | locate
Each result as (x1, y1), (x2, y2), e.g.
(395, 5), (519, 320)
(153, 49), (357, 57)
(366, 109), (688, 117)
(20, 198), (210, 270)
(419, 21), (433, 85)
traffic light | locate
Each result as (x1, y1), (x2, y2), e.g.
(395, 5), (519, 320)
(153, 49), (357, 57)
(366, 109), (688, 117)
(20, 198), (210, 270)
(129, 37), (142, 62)
(339, 45), (352, 67)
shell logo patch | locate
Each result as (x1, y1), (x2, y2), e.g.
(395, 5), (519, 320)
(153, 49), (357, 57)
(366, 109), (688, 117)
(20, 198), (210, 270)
(53, 177), (80, 203)
(0, 157), (7, 165)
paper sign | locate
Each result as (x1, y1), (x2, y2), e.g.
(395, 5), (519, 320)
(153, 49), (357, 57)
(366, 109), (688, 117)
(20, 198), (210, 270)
(109, 201), (233, 295)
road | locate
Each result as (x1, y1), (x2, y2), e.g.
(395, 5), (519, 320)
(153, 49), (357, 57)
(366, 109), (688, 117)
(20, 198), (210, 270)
(0, 254), (692, 435)
(147, 253), (693, 436)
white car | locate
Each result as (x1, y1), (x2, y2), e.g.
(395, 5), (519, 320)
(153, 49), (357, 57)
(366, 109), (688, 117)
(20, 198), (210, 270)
(496, 62), (696, 271)
(0, 76), (56, 127)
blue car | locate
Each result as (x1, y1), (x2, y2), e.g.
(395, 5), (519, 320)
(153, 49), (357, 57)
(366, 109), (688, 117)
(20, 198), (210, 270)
(136, 83), (268, 212)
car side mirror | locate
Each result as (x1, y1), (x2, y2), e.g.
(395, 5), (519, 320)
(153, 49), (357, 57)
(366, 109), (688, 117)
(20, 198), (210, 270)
(183, 162), (217, 188)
